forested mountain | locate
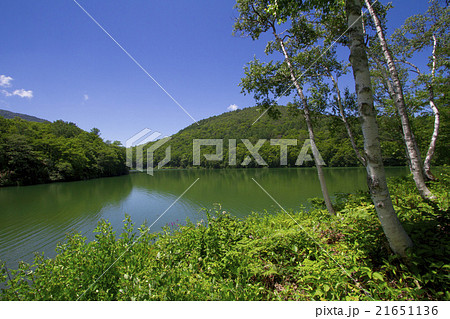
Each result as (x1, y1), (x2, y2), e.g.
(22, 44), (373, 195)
(0, 116), (128, 186)
(144, 106), (449, 169)
(0, 109), (48, 123)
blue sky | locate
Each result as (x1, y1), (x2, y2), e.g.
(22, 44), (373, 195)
(1, 0), (430, 144)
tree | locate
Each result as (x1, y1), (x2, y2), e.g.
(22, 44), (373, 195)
(391, 0), (450, 180)
(90, 127), (101, 137)
(234, 0), (335, 215)
(364, 0), (435, 200)
(345, 0), (413, 256)
(233, 0), (414, 256)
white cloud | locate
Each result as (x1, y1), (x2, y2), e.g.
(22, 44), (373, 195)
(12, 89), (33, 99)
(0, 75), (33, 99)
(1, 90), (12, 97)
(227, 104), (239, 111)
(83, 94), (89, 101)
(0, 75), (13, 88)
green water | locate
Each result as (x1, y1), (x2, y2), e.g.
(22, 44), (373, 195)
(0, 167), (409, 268)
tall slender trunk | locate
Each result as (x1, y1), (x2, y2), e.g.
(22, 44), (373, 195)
(423, 34), (440, 181)
(365, 0), (435, 200)
(274, 32), (335, 215)
(424, 92), (440, 181)
(326, 68), (366, 166)
(346, 0), (413, 256)
(393, 48), (440, 181)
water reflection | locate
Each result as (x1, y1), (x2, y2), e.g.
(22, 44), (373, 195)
(0, 176), (133, 267)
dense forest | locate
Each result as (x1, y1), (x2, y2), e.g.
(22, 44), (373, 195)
(139, 106), (449, 169)
(0, 116), (128, 186)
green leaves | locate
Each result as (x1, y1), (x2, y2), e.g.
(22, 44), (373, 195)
(233, 0), (274, 40)
(372, 272), (384, 281)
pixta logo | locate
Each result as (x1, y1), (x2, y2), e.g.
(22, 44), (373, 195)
(126, 128), (326, 176)
(193, 139), (325, 166)
(126, 128), (171, 175)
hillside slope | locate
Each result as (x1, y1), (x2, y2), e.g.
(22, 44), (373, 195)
(0, 109), (48, 123)
(142, 106), (447, 168)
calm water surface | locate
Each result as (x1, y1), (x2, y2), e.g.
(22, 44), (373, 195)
(0, 167), (409, 268)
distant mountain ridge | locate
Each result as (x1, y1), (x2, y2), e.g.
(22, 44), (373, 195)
(0, 109), (48, 123)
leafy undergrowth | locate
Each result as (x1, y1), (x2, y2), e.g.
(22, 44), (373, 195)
(1, 169), (449, 301)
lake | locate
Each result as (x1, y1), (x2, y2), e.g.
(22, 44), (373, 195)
(0, 167), (409, 268)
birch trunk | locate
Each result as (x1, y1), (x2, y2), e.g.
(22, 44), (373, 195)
(423, 34), (440, 181)
(274, 33), (335, 215)
(364, 0), (435, 200)
(424, 96), (440, 181)
(346, 0), (413, 256)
